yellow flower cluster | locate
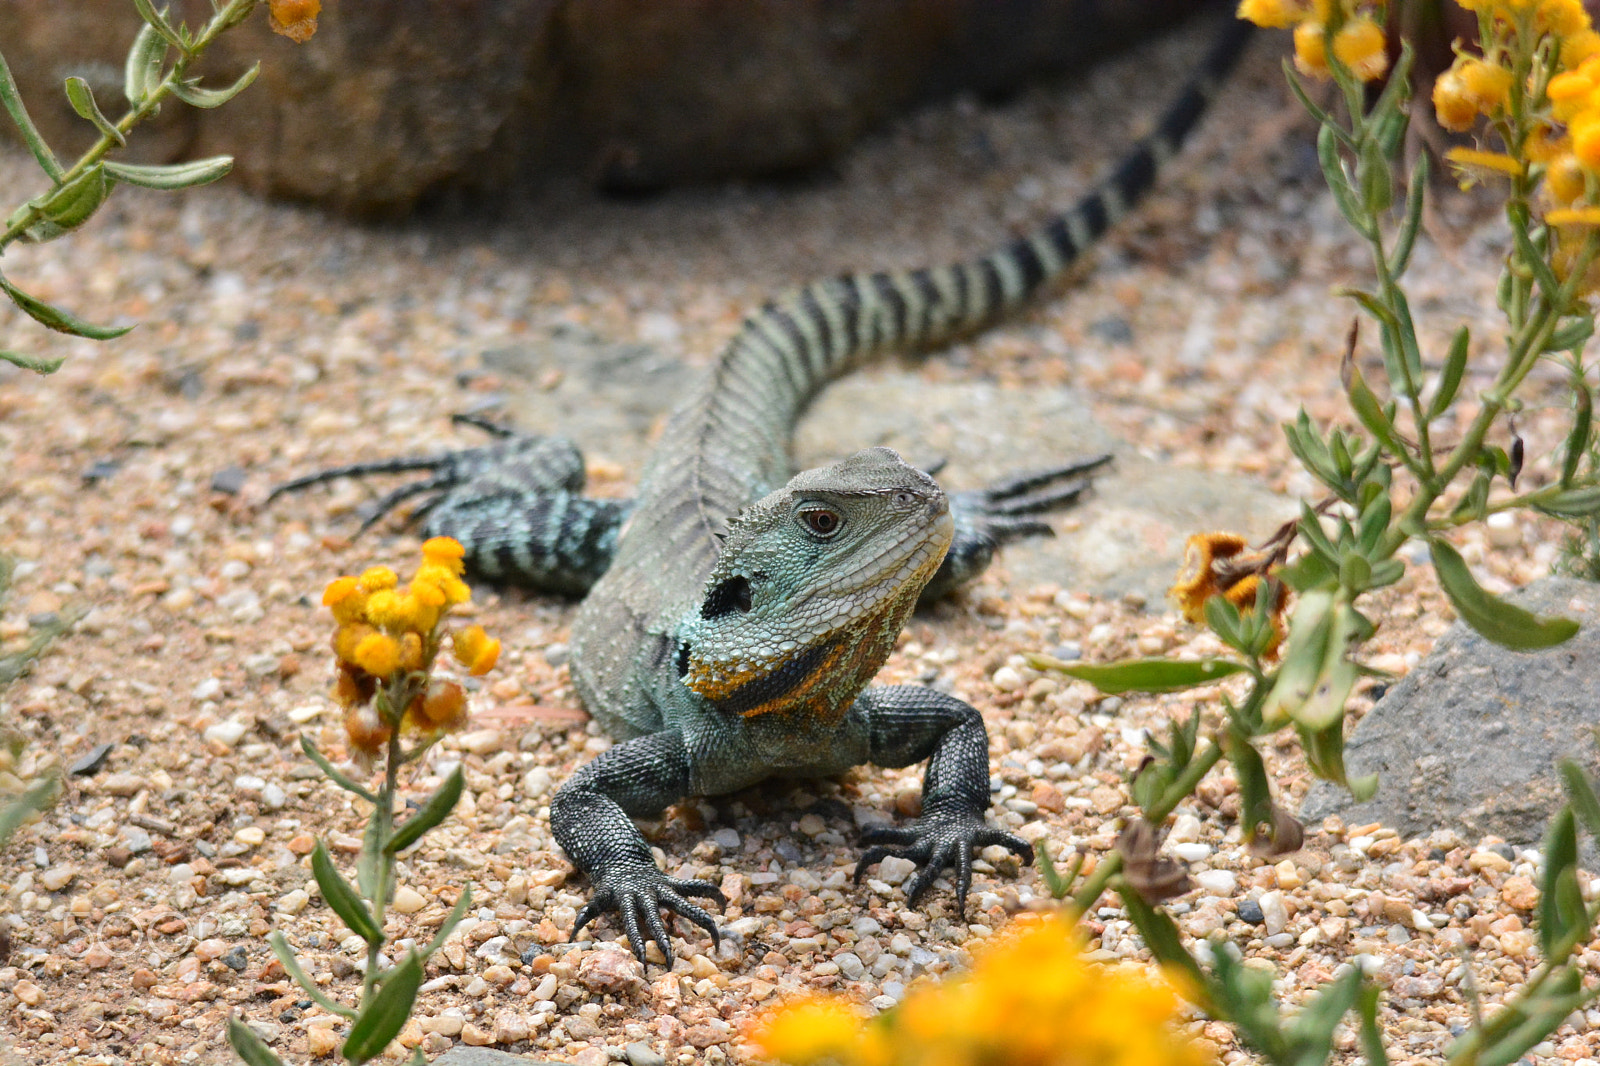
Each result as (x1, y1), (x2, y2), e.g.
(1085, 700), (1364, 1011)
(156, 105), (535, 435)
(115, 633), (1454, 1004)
(1236, 0), (1389, 82)
(748, 913), (1212, 1066)
(323, 538), (499, 755)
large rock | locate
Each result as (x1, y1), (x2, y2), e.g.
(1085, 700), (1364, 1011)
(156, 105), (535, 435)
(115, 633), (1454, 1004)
(0, 0), (1212, 215)
(1300, 577), (1600, 847)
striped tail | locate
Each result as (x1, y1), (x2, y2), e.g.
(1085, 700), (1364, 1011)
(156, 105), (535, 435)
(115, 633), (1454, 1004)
(633, 14), (1254, 561)
(724, 15), (1252, 405)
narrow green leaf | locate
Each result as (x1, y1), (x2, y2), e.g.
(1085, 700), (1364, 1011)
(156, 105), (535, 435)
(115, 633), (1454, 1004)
(1117, 885), (1207, 999)
(1511, 215), (1564, 304)
(132, 0), (189, 50)
(1561, 384), (1592, 487)
(1558, 760), (1600, 841)
(1366, 558), (1406, 590)
(1538, 807), (1582, 959)
(32, 165), (111, 234)
(1544, 316), (1593, 354)
(1202, 592), (1247, 653)
(343, 951), (423, 1063)
(123, 22), (168, 107)
(0, 48), (64, 180)
(1289, 965), (1363, 1052)
(300, 735), (377, 802)
(1537, 486), (1600, 518)
(1358, 135), (1393, 215)
(1262, 589), (1334, 726)
(170, 63), (259, 108)
(1356, 491), (1392, 555)
(0, 272), (131, 339)
(312, 840), (384, 946)
(267, 931), (358, 1018)
(1227, 727), (1273, 844)
(1430, 539), (1579, 650)
(227, 1016), (288, 1066)
(105, 156), (233, 190)
(63, 77), (126, 145)
(1389, 152), (1427, 277)
(1355, 980), (1390, 1066)
(1279, 550), (1337, 593)
(387, 766), (464, 854)
(422, 883), (473, 958)
(1025, 654), (1245, 695)
(1317, 123), (1365, 231)
(0, 349), (66, 374)
(1428, 326), (1470, 422)
(1346, 365), (1408, 458)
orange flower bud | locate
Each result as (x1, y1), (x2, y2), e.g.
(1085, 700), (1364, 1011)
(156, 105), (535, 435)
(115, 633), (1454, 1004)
(421, 536), (467, 576)
(268, 0), (320, 43)
(1333, 18), (1387, 83)
(452, 625), (502, 676)
(1293, 21), (1330, 79)
(344, 704), (391, 757)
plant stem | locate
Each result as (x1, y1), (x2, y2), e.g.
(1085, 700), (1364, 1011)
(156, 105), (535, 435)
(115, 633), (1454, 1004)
(360, 729), (401, 1007)
(0, 0), (259, 250)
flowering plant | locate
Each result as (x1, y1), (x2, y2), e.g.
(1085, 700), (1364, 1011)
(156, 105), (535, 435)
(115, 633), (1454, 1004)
(228, 538), (496, 1065)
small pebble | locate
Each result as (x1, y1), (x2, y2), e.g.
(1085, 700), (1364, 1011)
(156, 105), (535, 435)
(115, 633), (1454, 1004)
(1195, 869), (1238, 895)
(392, 887), (428, 914)
(1236, 898), (1265, 924)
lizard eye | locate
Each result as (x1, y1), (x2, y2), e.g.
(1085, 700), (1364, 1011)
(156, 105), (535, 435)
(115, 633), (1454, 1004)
(798, 507), (842, 539)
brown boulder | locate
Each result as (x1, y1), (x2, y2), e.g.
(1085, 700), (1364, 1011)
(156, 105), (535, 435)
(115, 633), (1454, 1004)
(0, 0), (1209, 215)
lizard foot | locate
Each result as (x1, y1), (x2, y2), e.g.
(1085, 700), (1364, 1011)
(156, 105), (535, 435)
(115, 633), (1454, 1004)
(853, 809), (1034, 911)
(947, 453), (1114, 542)
(572, 863), (725, 967)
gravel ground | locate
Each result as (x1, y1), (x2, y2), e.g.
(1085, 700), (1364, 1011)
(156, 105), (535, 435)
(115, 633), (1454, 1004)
(1, 19), (1598, 1066)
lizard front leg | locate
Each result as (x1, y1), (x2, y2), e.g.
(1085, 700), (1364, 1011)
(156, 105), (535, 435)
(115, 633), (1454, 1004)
(550, 728), (725, 965)
(854, 686), (1032, 908)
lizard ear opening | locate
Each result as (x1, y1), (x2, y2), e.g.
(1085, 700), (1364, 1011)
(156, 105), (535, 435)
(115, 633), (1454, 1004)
(701, 575), (753, 619)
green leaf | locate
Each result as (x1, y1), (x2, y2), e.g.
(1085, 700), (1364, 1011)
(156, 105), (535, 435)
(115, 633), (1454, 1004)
(1035, 842), (1080, 901)
(1346, 363), (1408, 459)
(1227, 727), (1273, 844)
(1537, 486), (1600, 518)
(1317, 123), (1365, 232)
(1389, 152), (1427, 277)
(123, 21), (169, 107)
(1202, 592), (1247, 653)
(0, 48), (64, 180)
(1026, 654), (1245, 695)
(312, 840), (384, 946)
(1558, 760), (1600, 842)
(1430, 538), (1579, 650)
(1512, 215), (1564, 304)
(422, 883), (473, 958)
(32, 164), (111, 234)
(1428, 326), (1470, 422)
(299, 735), (378, 802)
(1116, 884), (1207, 997)
(227, 1016), (288, 1066)
(132, 0), (189, 50)
(1544, 316), (1593, 354)
(387, 766), (464, 854)
(0, 271), (131, 339)
(343, 951), (423, 1064)
(1538, 807), (1584, 960)
(1358, 134), (1393, 215)
(1355, 979), (1391, 1066)
(356, 803), (387, 900)
(1261, 589), (1334, 726)
(1366, 558), (1406, 590)
(0, 349), (66, 374)
(170, 63), (259, 108)
(1561, 383), (1591, 487)
(1294, 603), (1357, 731)
(63, 77), (126, 146)
(267, 931), (358, 1018)
(105, 156), (233, 190)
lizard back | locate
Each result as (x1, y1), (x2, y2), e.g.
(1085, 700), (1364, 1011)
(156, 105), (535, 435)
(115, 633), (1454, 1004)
(569, 17), (1253, 737)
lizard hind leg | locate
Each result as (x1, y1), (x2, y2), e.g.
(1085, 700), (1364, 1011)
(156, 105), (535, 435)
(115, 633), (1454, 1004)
(918, 452), (1113, 603)
(268, 416), (633, 596)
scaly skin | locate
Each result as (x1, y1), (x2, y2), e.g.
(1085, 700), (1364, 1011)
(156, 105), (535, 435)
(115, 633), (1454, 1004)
(270, 17), (1254, 966)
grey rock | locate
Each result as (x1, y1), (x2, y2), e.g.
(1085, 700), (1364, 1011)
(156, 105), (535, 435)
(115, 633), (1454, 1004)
(625, 1043), (667, 1066)
(434, 1049), (567, 1066)
(1300, 577), (1600, 848)
(69, 743), (113, 777)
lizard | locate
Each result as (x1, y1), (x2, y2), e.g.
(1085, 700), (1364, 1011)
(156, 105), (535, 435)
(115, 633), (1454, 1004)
(270, 15), (1254, 966)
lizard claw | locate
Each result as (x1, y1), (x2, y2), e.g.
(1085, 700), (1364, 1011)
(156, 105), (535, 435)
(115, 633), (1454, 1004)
(854, 808), (1033, 912)
(572, 864), (725, 968)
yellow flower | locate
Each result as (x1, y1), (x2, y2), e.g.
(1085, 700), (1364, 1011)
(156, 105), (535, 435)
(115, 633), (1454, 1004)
(333, 662), (376, 709)
(398, 632), (427, 673)
(421, 536), (468, 576)
(333, 622), (377, 666)
(353, 632), (403, 678)
(1293, 21), (1330, 78)
(365, 588), (431, 634)
(1236, 0), (1304, 29)
(1333, 18), (1388, 81)
(322, 576), (368, 625)
(415, 563), (472, 607)
(1459, 58), (1513, 113)
(1548, 205), (1600, 224)
(752, 913), (1213, 1066)
(343, 704), (391, 757)
(1170, 532), (1287, 653)
(403, 680), (470, 736)
(357, 566), (398, 594)
(268, 0), (320, 43)
(1433, 70), (1479, 131)
(1537, 0), (1591, 36)
(452, 625), (502, 676)
(1445, 147), (1525, 176)
(1562, 28), (1600, 68)
(1546, 154), (1588, 203)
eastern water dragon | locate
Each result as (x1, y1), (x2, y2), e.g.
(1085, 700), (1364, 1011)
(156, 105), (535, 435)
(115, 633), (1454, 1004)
(272, 16), (1254, 966)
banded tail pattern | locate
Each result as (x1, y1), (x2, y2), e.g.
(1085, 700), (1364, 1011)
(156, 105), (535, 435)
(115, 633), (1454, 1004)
(639, 15), (1255, 543)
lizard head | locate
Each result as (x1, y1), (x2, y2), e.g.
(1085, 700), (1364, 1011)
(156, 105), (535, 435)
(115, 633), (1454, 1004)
(678, 447), (953, 722)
